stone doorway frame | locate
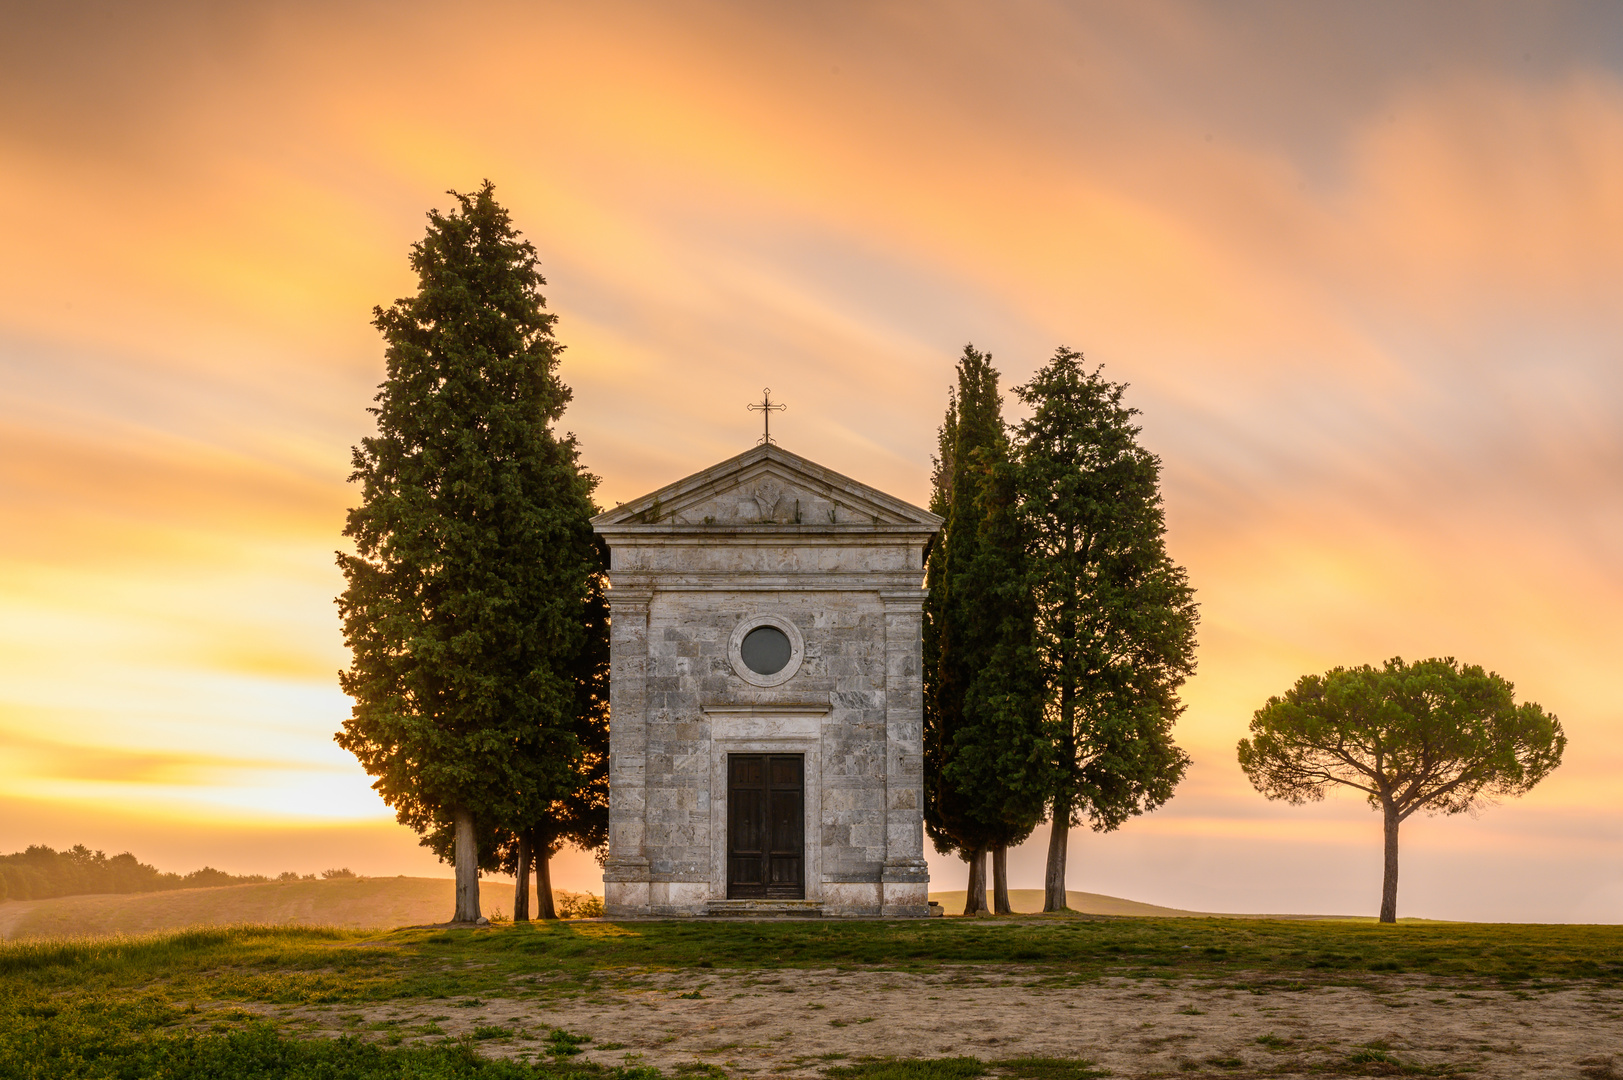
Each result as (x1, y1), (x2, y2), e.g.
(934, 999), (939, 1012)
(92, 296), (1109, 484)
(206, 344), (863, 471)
(704, 704), (828, 906)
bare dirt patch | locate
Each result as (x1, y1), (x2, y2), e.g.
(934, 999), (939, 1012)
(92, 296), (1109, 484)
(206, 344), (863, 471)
(261, 965), (1623, 1078)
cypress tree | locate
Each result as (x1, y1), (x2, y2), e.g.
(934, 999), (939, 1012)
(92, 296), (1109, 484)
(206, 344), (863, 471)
(1012, 348), (1198, 913)
(421, 572), (609, 921)
(335, 182), (603, 923)
(923, 345), (1050, 914)
(506, 578), (609, 920)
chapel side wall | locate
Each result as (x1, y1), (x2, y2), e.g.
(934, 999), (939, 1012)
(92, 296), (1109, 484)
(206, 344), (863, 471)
(602, 588), (652, 917)
(880, 592), (930, 916)
(637, 587), (890, 915)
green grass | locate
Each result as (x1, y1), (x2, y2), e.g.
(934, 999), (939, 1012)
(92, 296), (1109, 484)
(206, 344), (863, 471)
(823, 1057), (1107, 1080)
(2, 917), (1619, 1077)
(2, 917), (1619, 1004)
(825, 1058), (989, 1080)
(1, 1021), (665, 1080)
(483, 914), (1600, 982)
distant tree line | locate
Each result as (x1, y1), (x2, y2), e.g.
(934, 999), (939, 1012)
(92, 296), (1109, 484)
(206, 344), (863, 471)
(0, 845), (269, 902)
(924, 346), (1199, 914)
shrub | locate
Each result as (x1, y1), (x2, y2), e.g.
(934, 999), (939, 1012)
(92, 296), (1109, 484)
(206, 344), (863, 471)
(555, 891), (605, 919)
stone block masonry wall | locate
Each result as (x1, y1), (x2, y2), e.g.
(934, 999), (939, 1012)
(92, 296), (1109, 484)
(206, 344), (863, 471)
(640, 592), (890, 892)
(880, 591), (930, 916)
(602, 588), (652, 914)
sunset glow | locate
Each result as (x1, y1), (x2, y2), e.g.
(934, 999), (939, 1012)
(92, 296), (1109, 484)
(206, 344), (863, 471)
(2, 1), (1620, 919)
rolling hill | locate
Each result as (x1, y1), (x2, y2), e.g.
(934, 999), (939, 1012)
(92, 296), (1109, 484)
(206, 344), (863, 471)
(0, 876), (517, 941)
(928, 888), (1346, 919)
(928, 888), (1211, 917)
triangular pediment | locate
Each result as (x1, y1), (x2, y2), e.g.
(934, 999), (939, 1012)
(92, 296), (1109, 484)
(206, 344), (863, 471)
(592, 444), (941, 533)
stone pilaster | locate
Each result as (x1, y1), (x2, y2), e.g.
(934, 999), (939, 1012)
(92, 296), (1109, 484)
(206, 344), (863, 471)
(603, 587), (653, 916)
(879, 588), (930, 917)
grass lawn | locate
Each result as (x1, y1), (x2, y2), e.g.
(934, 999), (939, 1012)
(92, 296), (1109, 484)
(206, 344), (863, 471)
(3, 916), (1620, 1078)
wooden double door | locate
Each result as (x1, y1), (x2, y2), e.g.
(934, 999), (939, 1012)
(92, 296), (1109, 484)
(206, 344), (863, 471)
(726, 754), (805, 899)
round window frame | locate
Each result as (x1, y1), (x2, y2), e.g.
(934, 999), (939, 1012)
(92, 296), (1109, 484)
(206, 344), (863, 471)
(728, 613), (805, 688)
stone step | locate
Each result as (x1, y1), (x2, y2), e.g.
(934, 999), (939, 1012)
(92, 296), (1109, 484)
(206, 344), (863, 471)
(704, 899), (825, 918)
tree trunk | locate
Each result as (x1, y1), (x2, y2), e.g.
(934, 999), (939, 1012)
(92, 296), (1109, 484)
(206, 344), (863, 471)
(1044, 595), (1076, 914)
(992, 843), (1011, 914)
(963, 845), (989, 915)
(536, 840), (558, 920)
(452, 807), (482, 924)
(514, 831), (532, 923)
(1379, 801), (1400, 924)
(1044, 796), (1071, 912)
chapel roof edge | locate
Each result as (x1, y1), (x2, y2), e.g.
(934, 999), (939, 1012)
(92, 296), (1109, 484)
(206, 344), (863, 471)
(591, 442), (942, 532)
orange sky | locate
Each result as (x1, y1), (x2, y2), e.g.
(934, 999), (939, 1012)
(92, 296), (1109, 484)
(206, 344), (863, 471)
(2, 1), (1620, 920)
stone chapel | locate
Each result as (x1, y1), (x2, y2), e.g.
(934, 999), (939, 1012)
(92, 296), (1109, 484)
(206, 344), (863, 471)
(590, 442), (942, 917)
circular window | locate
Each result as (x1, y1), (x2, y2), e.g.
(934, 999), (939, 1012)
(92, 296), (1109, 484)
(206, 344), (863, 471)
(740, 625), (792, 675)
(727, 614), (805, 687)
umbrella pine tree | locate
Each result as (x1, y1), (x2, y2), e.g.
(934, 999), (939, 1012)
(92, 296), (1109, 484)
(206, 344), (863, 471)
(1239, 657), (1563, 922)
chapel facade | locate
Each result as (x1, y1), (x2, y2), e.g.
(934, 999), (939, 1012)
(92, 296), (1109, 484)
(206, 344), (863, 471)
(590, 443), (941, 917)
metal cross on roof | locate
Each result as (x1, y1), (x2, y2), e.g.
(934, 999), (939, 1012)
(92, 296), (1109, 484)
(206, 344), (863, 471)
(747, 387), (786, 445)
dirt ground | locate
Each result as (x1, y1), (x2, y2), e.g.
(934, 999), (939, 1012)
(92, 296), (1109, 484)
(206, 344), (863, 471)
(260, 964), (1623, 1078)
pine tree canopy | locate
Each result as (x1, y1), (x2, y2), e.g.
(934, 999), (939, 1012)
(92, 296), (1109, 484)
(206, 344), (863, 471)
(1238, 656), (1562, 921)
(1238, 657), (1564, 819)
(1013, 348), (1198, 833)
(335, 181), (603, 844)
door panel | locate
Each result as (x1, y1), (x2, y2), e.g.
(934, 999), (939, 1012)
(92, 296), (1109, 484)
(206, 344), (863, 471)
(727, 753), (805, 899)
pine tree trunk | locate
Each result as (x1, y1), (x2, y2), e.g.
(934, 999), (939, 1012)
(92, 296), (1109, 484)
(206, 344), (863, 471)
(1380, 802), (1400, 924)
(962, 846), (989, 915)
(452, 807), (482, 923)
(536, 842), (558, 919)
(514, 832), (532, 922)
(992, 843), (1011, 914)
(1044, 803), (1070, 912)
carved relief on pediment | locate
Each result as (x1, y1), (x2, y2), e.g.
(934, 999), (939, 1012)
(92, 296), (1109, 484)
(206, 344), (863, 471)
(664, 479), (869, 526)
(750, 480), (785, 522)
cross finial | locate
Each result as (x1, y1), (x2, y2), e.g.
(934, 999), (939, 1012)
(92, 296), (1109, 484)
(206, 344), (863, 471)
(747, 387), (786, 445)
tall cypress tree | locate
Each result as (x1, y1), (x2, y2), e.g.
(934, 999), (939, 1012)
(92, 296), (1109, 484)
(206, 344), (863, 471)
(924, 346), (1049, 914)
(335, 182), (602, 923)
(1012, 348), (1198, 913)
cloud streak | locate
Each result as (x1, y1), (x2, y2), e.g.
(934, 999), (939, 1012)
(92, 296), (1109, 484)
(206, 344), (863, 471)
(1, 0), (1619, 915)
